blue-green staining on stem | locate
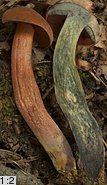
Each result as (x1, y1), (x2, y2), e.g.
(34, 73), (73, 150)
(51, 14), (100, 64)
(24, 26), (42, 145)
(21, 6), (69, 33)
(47, 2), (104, 179)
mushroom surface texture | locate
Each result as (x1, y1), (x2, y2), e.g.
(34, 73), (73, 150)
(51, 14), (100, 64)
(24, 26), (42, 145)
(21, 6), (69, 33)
(46, 2), (105, 180)
(46, 2), (99, 45)
(2, 7), (76, 173)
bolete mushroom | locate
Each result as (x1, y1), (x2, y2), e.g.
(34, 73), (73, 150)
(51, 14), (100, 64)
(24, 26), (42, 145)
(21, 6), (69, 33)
(46, 2), (104, 179)
(46, 2), (99, 45)
(2, 7), (76, 173)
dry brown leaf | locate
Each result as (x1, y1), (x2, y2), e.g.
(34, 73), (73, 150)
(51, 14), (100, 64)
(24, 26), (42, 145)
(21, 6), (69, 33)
(0, 41), (10, 52)
(46, 0), (93, 11)
(32, 48), (46, 62)
(99, 64), (107, 80)
(76, 58), (92, 71)
(86, 92), (95, 101)
(5, 0), (21, 7)
(0, 0), (21, 12)
(95, 23), (107, 50)
(46, 0), (60, 5)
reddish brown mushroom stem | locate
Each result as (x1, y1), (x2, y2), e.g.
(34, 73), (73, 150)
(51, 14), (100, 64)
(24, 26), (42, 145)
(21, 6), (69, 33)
(2, 7), (76, 173)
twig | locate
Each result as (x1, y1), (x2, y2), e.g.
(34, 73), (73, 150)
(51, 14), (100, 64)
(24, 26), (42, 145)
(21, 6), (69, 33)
(103, 139), (107, 149)
(42, 84), (54, 99)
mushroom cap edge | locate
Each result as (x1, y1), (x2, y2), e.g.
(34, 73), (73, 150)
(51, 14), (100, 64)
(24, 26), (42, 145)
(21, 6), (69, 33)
(2, 7), (53, 48)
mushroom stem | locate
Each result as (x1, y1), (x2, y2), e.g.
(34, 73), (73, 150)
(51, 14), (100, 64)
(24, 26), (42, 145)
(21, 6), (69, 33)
(53, 14), (104, 178)
(11, 22), (76, 173)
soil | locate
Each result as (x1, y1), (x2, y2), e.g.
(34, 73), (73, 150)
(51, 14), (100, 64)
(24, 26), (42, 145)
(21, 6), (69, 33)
(0, 0), (107, 185)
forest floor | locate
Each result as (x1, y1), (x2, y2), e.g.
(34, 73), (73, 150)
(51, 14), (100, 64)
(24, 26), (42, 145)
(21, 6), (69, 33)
(0, 0), (107, 185)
